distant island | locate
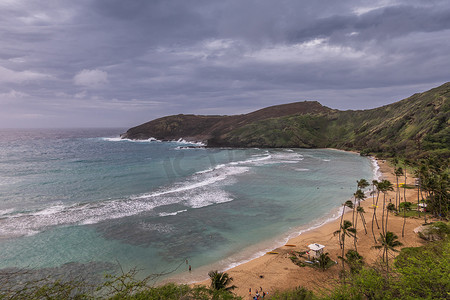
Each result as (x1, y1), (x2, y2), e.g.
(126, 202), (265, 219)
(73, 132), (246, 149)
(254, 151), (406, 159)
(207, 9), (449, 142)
(122, 82), (449, 160)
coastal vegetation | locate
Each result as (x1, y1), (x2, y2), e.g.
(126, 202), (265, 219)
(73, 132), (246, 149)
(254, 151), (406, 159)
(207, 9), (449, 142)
(2, 224), (447, 299)
(122, 82), (449, 163)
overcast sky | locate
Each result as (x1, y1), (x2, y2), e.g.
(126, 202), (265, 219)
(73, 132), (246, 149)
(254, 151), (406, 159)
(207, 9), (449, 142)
(1, 0), (449, 128)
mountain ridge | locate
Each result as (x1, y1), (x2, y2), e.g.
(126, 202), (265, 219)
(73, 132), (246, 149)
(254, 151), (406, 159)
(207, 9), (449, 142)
(122, 82), (450, 159)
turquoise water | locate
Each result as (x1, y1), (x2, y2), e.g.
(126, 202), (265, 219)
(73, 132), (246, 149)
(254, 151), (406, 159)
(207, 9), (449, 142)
(0, 128), (376, 283)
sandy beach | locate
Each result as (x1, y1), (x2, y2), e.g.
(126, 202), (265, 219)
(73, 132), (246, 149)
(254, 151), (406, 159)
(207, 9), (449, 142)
(196, 158), (428, 298)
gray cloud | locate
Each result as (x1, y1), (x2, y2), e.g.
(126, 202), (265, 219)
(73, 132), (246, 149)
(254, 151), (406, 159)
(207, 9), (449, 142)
(73, 69), (109, 88)
(0, 0), (449, 127)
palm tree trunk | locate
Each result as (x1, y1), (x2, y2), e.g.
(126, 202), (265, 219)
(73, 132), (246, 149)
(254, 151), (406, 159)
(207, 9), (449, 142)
(395, 175), (399, 210)
(341, 234), (346, 279)
(385, 205), (389, 233)
(375, 192), (380, 229)
(371, 191), (380, 243)
(360, 211), (367, 234)
(402, 171), (407, 237)
(386, 247), (389, 273)
(417, 177), (421, 218)
(338, 206), (345, 248)
(354, 211), (358, 251)
(352, 197), (356, 228)
(381, 193), (386, 235)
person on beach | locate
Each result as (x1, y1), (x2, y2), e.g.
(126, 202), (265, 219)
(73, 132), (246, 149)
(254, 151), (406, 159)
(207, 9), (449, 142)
(189, 265), (191, 272)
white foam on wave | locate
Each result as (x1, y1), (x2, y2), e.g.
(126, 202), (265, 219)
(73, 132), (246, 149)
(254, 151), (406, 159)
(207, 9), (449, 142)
(0, 155), (255, 238)
(31, 204), (66, 216)
(0, 208), (16, 217)
(195, 164), (226, 175)
(192, 152), (271, 177)
(158, 209), (188, 217)
(370, 157), (382, 181)
(250, 151), (303, 166)
(187, 189), (233, 208)
(174, 146), (206, 150)
(174, 138), (206, 147)
(102, 137), (161, 143)
(0, 148), (306, 239)
(134, 166), (249, 200)
(102, 136), (206, 147)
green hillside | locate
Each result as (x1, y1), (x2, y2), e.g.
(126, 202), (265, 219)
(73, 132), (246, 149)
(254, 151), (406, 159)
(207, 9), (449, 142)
(123, 82), (450, 160)
(214, 82), (450, 160)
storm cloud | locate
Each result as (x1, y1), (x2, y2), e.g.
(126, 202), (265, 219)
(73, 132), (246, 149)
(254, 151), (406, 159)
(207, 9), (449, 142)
(0, 0), (449, 127)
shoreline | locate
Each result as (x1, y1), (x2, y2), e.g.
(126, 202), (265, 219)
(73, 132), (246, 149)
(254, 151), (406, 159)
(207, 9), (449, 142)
(187, 156), (425, 298)
(158, 148), (374, 286)
(162, 149), (375, 286)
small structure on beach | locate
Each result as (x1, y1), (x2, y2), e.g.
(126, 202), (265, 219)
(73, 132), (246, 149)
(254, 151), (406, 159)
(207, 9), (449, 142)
(418, 203), (427, 212)
(307, 243), (325, 258)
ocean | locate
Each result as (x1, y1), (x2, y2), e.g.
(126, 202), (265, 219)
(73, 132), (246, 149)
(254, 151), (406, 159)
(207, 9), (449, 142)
(0, 128), (376, 284)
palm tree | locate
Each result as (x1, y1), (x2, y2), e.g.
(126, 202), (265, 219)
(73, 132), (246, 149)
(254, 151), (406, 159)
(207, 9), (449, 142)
(386, 203), (396, 232)
(394, 167), (404, 210)
(417, 157), (449, 221)
(371, 180), (381, 243)
(208, 270), (236, 292)
(371, 180), (378, 206)
(344, 250), (364, 274)
(353, 179), (369, 232)
(373, 231), (403, 272)
(378, 180), (394, 236)
(413, 168), (421, 218)
(334, 220), (356, 273)
(357, 178), (370, 191)
(352, 189), (366, 251)
(338, 200), (353, 248)
(357, 206), (368, 234)
(317, 252), (332, 272)
(402, 162), (408, 237)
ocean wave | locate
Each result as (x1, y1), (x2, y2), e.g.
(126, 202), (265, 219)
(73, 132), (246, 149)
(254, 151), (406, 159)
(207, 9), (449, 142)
(0, 208), (16, 217)
(173, 138), (206, 147)
(193, 154), (271, 176)
(370, 157), (382, 181)
(101, 137), (161, 143)
(134, 166), (249, 200)
(158, 209), (188, 217)
(0, 159), (250, 238)
(250, 151), (303, 166)
(101, 136), (206, 147)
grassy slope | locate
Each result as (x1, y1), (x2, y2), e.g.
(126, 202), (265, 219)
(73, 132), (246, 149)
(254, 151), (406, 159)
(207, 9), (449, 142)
(219, 82), (449, 159)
